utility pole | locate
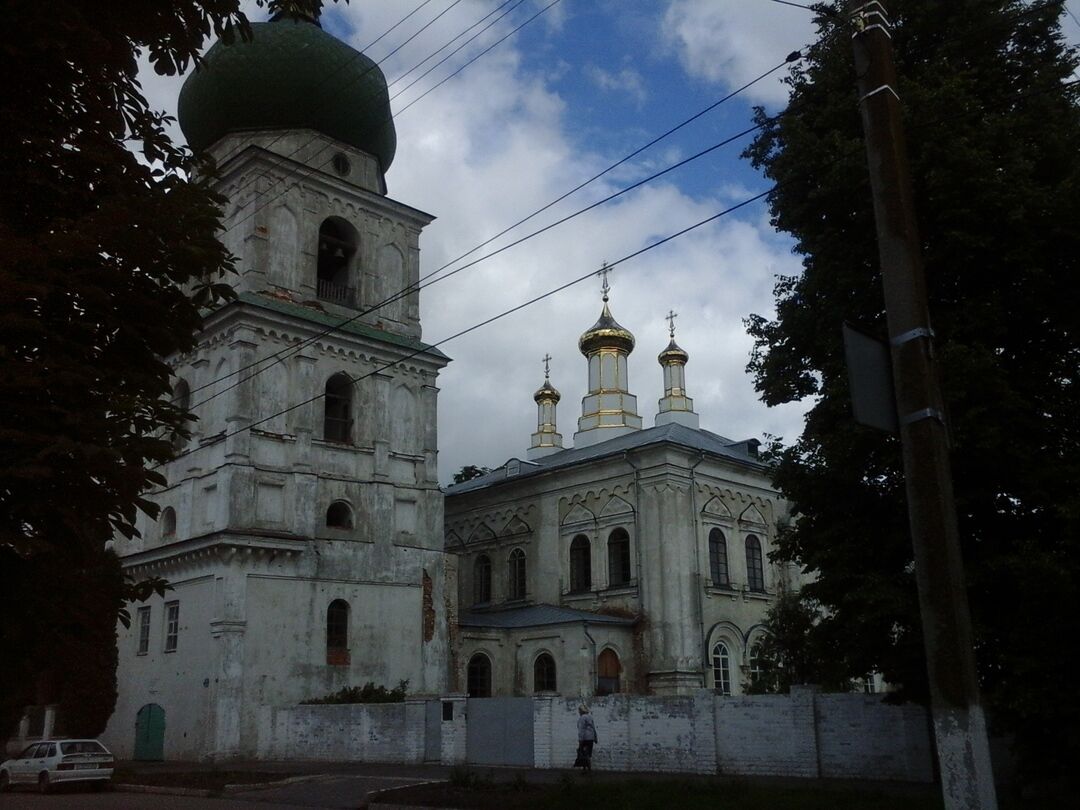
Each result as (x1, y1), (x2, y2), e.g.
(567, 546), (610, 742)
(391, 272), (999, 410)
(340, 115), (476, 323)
(848, 3), (997, 808)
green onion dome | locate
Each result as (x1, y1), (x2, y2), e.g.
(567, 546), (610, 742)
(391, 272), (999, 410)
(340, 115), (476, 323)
(178, 12), (396, 171)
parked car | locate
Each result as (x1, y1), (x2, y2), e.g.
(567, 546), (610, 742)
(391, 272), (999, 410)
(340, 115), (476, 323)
(0, 739), (114, 793)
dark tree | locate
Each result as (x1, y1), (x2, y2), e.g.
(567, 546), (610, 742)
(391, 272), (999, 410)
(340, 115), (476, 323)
(453, 465), (493, 484)
(743, 0), (1080, 782)
(0, 0), (333, 737)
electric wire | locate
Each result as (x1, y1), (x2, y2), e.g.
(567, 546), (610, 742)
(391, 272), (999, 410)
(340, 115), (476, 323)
(164, 65), (1080, 462)
(181, 54), (800, 406)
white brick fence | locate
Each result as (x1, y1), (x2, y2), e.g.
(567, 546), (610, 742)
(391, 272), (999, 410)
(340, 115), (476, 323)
(254, 688), (934, 782)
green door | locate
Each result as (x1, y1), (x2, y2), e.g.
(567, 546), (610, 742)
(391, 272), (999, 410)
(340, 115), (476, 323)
(134, 703), (165, 761)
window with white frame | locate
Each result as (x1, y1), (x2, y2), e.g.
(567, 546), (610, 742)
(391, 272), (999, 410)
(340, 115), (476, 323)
(137, 606), (151, 654)
(164, 601), (179, 652)
(712, 641), (732, 695)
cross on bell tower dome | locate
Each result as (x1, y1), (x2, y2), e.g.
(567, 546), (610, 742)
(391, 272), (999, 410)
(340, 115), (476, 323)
(655, 310), (699, 429)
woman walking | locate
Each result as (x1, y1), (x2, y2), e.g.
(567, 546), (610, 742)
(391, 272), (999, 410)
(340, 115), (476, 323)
(575, 704), (598, 772)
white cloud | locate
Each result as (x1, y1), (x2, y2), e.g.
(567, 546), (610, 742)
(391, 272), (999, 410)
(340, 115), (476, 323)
(137, 0), (810, 483)
(584, 64), (648, 105)
(662, 0), (816, 107)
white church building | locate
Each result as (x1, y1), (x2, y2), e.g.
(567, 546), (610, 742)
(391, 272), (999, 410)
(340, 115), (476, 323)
(101, 9), (795, 761)
(445, 279), (796, 699)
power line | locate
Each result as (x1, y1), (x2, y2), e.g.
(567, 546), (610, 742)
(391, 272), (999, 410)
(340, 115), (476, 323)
(183, 55), (799, 407)
(203, 186), (778, 450)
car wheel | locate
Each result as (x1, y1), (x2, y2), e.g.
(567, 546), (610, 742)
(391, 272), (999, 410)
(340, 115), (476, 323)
(38, 771), (51, 794)
(0, 770), (10, 792)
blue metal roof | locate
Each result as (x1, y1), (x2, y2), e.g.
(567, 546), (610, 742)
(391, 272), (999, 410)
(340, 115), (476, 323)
(445, 422), (764, 495)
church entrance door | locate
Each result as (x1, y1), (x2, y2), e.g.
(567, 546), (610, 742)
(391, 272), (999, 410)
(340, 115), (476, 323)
(134, 703), (165, 761)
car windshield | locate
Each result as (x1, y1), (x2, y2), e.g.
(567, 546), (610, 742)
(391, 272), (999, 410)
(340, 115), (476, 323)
(59, 741), (107, 755)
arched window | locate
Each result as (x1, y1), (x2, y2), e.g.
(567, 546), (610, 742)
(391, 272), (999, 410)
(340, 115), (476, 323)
(569, 535), (591, 593)
(748, 643), (763, 686)
(508, 548), (526, 601)
(597, 649), (621, 695)
(473, 555), (492, 605)
(607, 528), (631, 586)
(467, 653), (492, 697)
(746, 535), (765, 592)
(317, 217), (358, 305)
(324, 373), (353, 443)
(534, 653), (557, 693)
(172, 379), (191, 452)
(712, 641), (731, 695)
(161, 507), (176, 538)
(326, 599), (350, 665)
(326, 501), (353, 529)
(708, 528), (729, 586)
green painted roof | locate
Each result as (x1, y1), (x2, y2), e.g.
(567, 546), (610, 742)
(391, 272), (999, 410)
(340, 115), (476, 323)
(235, 291), (449, 362)
(178, 15), (396, 170)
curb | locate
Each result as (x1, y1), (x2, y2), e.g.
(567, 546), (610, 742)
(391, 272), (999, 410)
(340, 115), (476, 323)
(362, 779), (448, 810)
(222, 773), (334, 794)
(116, 784), (214, 798)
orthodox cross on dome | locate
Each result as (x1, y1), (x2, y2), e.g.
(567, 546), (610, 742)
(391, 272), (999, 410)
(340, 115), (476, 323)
(542, 353), (552, 381)
(598, 262), (611, 302)
(667, 309), (678, 339)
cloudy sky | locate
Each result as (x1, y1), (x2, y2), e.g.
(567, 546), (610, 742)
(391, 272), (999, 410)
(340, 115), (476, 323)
(140, 0), (1080, 484)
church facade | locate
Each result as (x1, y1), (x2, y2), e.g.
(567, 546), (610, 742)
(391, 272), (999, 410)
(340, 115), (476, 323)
(444, 283), (797, 699)
(99, 9), (795, 762)
(104, 11), (454, 760)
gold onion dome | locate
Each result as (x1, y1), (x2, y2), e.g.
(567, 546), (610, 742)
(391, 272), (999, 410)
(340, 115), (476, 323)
(534, 378), (561, 404)
(658, 338), (689, 365)
(579, 301), (636, 355)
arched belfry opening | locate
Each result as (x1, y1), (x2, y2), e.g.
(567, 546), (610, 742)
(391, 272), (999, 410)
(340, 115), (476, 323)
(317, 217), (358, 306)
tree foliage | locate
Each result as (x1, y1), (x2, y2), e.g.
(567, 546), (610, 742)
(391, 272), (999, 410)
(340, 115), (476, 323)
(453, 465), (493, 484)
(743, 0), (1080, 781)
(0, 0), (333, 736)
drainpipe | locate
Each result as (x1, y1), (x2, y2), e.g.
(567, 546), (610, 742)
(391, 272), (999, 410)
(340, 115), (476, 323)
(582, 620), (597, 698)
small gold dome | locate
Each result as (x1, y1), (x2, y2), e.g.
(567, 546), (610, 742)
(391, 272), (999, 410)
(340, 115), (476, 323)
(658, 338), (689, 365)
(579, 302), (636, 356)
(534, 379), (561, 404)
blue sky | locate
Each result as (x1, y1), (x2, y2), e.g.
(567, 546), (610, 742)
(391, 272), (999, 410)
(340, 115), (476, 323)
(140, 0), (1080, 482)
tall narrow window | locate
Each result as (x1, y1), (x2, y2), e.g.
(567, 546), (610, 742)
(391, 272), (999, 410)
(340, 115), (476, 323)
(326, 599), (350, 665)
(712, 641), (731, 695)
(163, 601), (179, 653)
(508, 548), (526, 601)
(569, 535), (591, 593)
(137, 607), (151, 655)
(708, 528), (729, 586)
(607, 528), (631, 586)
(161, 507), (177, 539)
(324, 373), (353, 443)
(473, 555), (492, 604)
(746, 535), (765, 592)
(172, 379), (191, 452)
(534, 653), (557, 693)
(467, 653), (492, 697)
(597, 649), (621, 695)
(317, 217), (358, 306)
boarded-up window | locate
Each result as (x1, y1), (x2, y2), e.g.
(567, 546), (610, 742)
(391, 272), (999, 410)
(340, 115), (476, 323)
(597, 649), (621, 695)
